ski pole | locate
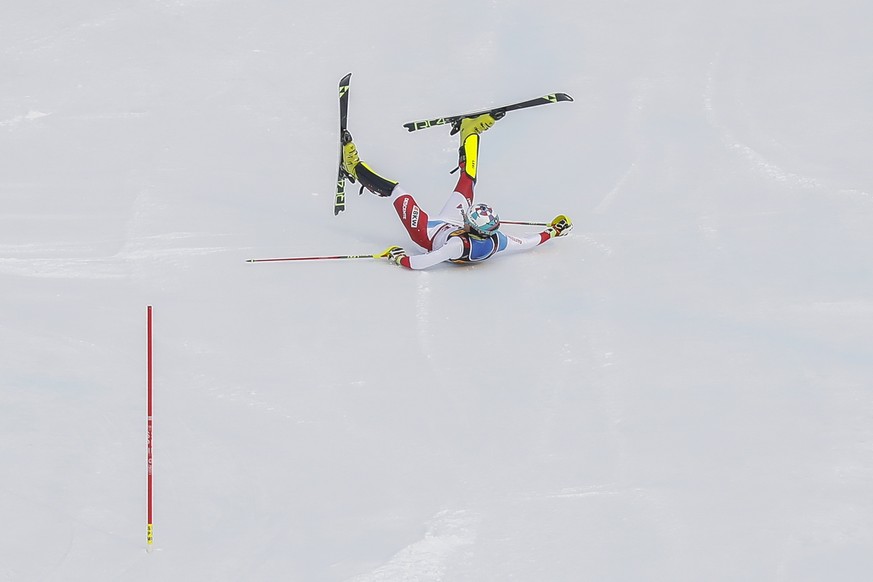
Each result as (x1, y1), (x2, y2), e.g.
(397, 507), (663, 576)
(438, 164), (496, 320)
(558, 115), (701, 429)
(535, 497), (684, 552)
(501, 220), (549, 226)
(246, 248), (392, 263)
(245, 223), (552, 264)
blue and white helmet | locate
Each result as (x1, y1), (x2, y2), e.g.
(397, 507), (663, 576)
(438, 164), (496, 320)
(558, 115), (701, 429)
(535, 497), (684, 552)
(465, 203), (500, 236)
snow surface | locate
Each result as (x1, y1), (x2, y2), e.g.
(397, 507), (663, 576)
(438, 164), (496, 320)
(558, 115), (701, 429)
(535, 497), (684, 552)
(2, 1), (873, 580)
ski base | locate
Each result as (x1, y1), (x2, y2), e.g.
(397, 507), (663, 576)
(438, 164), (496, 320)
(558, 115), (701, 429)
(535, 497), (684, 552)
(334, 73), (352, 215)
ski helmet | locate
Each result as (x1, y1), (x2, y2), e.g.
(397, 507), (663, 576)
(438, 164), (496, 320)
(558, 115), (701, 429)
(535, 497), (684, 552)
(465, 203), (500, 236)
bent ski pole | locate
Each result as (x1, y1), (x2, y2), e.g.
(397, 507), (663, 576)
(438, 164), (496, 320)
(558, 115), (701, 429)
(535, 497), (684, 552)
(246, 248), (392, 264)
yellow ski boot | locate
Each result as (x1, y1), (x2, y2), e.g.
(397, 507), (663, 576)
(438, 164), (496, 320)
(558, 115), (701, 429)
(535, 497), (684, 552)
(459, 113), (498, 142)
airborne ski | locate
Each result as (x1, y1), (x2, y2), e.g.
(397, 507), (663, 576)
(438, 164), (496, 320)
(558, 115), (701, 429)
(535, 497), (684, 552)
(403, 92), (574, 133)
(334, 73), (353, 215)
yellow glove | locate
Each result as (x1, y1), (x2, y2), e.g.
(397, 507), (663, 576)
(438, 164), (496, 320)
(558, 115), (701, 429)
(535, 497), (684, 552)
(546, 215), (573, 238)
(380, 245), (408, 266)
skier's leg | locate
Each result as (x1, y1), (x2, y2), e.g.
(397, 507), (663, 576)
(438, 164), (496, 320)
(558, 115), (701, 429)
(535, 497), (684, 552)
(342, 133), (398, 197)
(390, 186), (436, 251)
(434, 191), (469, 225)
(343, 133), (443, 250)
(440, 114), (497, 212)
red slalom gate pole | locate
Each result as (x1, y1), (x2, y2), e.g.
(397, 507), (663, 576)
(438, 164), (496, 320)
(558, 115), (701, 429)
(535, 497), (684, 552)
(147, 305), (154, 551)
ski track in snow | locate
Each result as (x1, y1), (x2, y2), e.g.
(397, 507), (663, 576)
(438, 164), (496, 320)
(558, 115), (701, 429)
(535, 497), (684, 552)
(577, 233), (614, 257)
(1, 177), (233, 280)
(509, 483), (648, 505)
(704, 53), (872, 200)
(595, 84), (649, 216)
(414, 272), (439, 372)
(595, 161), (638, 215)
(0, 236), (230, 279)
(0, 110), (50, 128)
(347, 509), (480, 582)
(704, 54), (818, 191)
(512, 482), (693, 574)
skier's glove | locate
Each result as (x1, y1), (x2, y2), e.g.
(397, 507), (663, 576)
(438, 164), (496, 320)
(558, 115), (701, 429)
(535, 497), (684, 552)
(546, 215), (573, 238)
(383, 245), (408, 266)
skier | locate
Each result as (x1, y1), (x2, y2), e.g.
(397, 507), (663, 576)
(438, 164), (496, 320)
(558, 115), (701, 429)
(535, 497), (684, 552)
(341, 113), (573, 269)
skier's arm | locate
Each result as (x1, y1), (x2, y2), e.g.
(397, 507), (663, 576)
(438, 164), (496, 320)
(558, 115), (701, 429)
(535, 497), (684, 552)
(498, 215), (573, 255)
(386, 237), (466, 270)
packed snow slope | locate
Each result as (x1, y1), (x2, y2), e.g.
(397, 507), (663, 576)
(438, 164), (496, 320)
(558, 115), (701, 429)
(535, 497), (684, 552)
(2, 1), (872, 580)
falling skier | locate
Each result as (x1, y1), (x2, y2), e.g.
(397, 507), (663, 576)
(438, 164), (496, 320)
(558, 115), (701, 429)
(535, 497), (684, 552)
(341, 113), (573, 270)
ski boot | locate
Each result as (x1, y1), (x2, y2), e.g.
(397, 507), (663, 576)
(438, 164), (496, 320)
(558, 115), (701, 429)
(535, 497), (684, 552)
(458, 113), (499, 142)
(340, 131), (398, 197)
(455, 113), (501, 183)
(341, 130), (360, 180)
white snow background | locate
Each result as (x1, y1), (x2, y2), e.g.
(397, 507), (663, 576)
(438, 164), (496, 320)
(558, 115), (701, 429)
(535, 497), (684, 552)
(2, 1), (873, 580)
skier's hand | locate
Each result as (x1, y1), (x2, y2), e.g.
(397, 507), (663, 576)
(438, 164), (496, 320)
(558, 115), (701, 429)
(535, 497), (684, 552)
(383, 245), (408, 266)
(546, 215), (573, 238)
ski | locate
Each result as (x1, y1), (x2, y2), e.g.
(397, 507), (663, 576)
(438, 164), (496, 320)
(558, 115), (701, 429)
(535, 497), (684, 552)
(403, 92), (574, 133)
(334, 73), (353, 215)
